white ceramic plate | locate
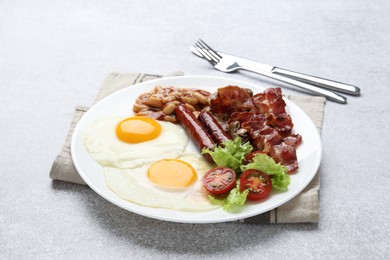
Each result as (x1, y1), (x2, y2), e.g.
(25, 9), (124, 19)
(71, 75), (322, 223)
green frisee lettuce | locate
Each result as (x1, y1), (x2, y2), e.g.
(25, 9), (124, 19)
(208, 181), (249, 212)
(202, 137), (252, 173)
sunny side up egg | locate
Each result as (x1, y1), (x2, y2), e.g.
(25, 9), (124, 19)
(82, 116), (219, 212)
(104, 152), (219, 211)
(82, 116), (188, 169)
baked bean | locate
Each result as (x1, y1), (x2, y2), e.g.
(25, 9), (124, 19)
(146, 95), (163, 108)
(153, 86), (163, 94)
(162, 95), (176, 103)
(182, 96), (198, 106)
(193, 92), (209, 105)
(162, 103), (177, 115)
(133, 103), (148, 112)
(184, 103), (195, 112)
(163, 115), (177, 123)
(171, 91), (183, 99)
(136, 109), (149, 116)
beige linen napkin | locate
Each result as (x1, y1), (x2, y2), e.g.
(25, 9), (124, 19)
(50, 72), (325, 224)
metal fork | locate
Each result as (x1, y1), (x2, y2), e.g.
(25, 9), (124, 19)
(194, 39), (351, 104)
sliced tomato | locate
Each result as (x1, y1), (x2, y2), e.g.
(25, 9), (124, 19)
(202, 167), (236, 195)
(240, 169), (272, 201)
(243, 151), (267, 164)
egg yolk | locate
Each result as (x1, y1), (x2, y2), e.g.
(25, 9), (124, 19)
(147, 159), (197, 188)
(116, 116), (161, 143)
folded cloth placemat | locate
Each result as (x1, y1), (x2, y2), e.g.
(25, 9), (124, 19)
(50, 72), (326, 224)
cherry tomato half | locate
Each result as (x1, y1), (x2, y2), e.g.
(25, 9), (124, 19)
(202, 167), (237, 195)
(240, 169), (272, 201)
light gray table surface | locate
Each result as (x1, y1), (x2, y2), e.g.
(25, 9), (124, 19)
(1, 1), (389, 259)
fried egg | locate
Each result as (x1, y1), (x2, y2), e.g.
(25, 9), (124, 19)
(104, 152), (219, 211)
(82, 116), (188, 169)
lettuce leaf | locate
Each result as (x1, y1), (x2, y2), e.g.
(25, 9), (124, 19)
(202, 137), (253, 173)
(208, 181), (249, 212)
(240, 153), (290, 191)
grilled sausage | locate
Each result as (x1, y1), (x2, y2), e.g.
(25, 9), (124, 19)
(174, 105), (215, 162)
(198, 111), (232, 144)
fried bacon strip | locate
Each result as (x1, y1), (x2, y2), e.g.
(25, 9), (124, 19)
(269, 142), (299, 173)
(210, 86), (301, 173)
(210, 86), (256, 118)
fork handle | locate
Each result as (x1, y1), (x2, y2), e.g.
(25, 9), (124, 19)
(272, 67), (360, 96)
(241, 67), (347, 104)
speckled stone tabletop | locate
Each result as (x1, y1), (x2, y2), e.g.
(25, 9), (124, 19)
(1, 1), (389, 259)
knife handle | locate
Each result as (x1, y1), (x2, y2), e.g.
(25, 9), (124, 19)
(241, 66), (348, 104)
(272, 67), (360, 96)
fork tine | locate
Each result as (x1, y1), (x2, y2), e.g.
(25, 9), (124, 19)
(196, 41), (220, 63)
(195, 42), (217, 61)
(195, 42), (218, 63)
(194, 43), (216, 66)
(197, 39), (222, 60)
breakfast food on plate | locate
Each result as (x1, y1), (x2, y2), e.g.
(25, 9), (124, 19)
(82, 115), (218, 211)
(202, 166), (237, 195)
(198, 110), (232, 144)
(116, 116), (161, 143)
(82, 116), (188, 169)
(174, 104), (215, 162)
(82, 84), (302, 212)
(133, 86), (211, 123)
(104, 152), (219, 212)
(208, 86), (302, 173)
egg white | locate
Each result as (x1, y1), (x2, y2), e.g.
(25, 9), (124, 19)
(82, 117), (189, 169)
(104, 152), (220, 212)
